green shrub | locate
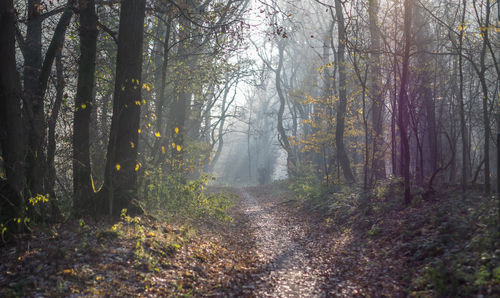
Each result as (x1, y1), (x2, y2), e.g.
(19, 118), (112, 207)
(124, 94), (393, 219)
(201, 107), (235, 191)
(288, 164), (322, 201)
(141, 171), (234, 222)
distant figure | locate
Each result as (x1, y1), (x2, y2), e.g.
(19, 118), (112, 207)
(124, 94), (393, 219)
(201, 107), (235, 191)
(258, 166), (269, 185)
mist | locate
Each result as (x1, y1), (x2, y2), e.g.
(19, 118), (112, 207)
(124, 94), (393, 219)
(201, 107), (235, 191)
(1, 0), (500, 296)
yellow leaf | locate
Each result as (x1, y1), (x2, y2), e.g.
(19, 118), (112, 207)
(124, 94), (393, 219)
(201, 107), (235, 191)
(155, 132), (161, 138)
(135, 101), (141, 106)
(175, 127), (179, 134)
(142, 99), (146, 105)
(135, 163), (140, 171)
(81, 104), (87, 109)
(171, 142), (176, 148)
(176, 145), (182, 152)
(161, 146), (166, 154)
(116, 164), (121, 171)
(130, 142), (135, 148)
(148, 123), (151, 128)
(145, 171), (150, 176)
(138, 129), (142, 134)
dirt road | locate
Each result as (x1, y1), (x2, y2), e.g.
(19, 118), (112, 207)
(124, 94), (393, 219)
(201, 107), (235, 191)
(236, 188), (324, 297)
(219, 186), (405, 297)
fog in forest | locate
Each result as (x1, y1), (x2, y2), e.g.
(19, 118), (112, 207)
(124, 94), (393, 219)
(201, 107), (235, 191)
(2, 0), (500, 296)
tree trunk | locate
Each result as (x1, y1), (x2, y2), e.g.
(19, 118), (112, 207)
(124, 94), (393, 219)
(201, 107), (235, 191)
(23, 1), (73, 199)
(458, 0), (469, 190)
(479, 1), (491, 193)
(152, 16), (171, 165)
(316, 22), (334, 182)
(169, 3), (193, 166)
(368, 0), (386, 181)
(398, 0), (412, 204)
(496, 0), (500, 231)
(208, 87), (229, 172)
(73, 0), (98, 216)
(0, 0), (25, 225)
(24, 0), (44, 197)
(101, 0), (146, 217)
(415, 6), (438, 179)
(151, 16), (172, 164)
(46, 51), (64, 199)
(479, 43), (491, 193)
(334, 0), (355, 183)
(275, 40), (297, 177)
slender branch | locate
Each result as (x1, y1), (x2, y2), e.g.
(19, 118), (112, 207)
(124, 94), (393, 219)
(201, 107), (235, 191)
(97, 19), (118, 44)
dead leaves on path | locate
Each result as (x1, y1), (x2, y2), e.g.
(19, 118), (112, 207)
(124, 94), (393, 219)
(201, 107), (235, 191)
(226, 186), (406, 296)
(1, 186), (408, 297)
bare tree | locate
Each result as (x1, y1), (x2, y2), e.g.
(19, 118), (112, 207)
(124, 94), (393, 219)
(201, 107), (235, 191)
(398, 0), (413, 204)
(334, 0), (355, 183)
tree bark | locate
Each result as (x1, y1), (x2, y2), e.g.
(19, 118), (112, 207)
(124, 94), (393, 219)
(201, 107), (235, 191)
(169, 2), (193, 166)
(275, 40), (297, 177)
(101, 0), (146, 217)
(415, 5), (438, 180)
(152, 16), (172, 165)
(209, 86), (229, 172)
(73, 0), (98, 216)
(496, 0), (500, 231)
(398, 0), (412, 204)
(334, 0), (355, 183)
(0, 0), (25, 224)
(478, 1), (491, 193)
(479, 43), (491, 193)
(316, 21), (334, 183)
(368, 0), (386, 181)
(46, 51), (65, 199)
(24, 1), (73, 198)
(24, 0), (44, 197)
(458, 0), (469, 190)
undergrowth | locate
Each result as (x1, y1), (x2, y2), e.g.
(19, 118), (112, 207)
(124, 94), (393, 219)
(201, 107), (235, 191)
(141, 169), (235, 223)
(1, 208), (203, 296)
(288, 176), (500, 297)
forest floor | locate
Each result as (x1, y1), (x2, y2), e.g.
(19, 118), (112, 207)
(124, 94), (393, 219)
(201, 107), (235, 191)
(0, 184), (499, 297)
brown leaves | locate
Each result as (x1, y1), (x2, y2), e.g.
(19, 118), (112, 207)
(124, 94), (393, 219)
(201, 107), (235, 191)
(0, 185), (414, 296)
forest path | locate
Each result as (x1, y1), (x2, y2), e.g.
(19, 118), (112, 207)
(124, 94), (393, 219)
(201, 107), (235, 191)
(218, 186), (405, 297)
(0, 185), (405, 296)
(236, 187), (323, 297)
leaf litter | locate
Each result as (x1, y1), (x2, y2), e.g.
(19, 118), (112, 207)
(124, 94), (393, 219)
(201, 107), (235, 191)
(1, 185), (407, 297)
